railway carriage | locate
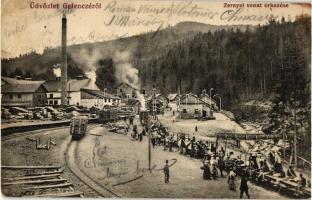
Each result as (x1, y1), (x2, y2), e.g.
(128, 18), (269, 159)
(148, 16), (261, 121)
(70, 116), (88, 140)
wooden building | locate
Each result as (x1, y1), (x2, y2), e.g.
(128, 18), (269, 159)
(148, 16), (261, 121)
(178, 93), (213, 119)
(146, 94), (168, 113)
(116, 82), (138, 100)
(1, 83), (47, 107)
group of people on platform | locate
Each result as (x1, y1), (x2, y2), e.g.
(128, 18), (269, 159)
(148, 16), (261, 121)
(112, 117), (309, 198)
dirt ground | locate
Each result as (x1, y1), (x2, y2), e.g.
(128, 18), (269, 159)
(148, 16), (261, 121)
(0, 113), (304, 198)
(1, 127), (98, 197)
(74, 121), (286, 199)
(158, 112), (245, 138)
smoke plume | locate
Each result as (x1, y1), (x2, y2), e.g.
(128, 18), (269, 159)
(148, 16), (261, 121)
(71, 48), (101, 89)
(113, 51), (146, 110)
(53, 64), (61, 77)
(85, 71), (97, 90)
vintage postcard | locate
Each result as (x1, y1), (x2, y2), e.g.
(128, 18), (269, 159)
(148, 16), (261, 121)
(1, 0), (311, 198)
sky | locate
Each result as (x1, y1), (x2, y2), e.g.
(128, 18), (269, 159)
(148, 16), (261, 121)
(1, 0), (311, 58)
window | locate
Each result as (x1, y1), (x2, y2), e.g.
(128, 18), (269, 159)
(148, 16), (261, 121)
(105, 98), (107, 103)
(54, 100), (58, 105)
(9, 94), (13, 99)
(49, 100), (53, 105)
(194, 109), (199, 114)
(120, 89), (122, 92)
(18, 94), (21, 98)
(108, 99), (111, 103)
(183, 109), (187, 113)
(49, 94), (53, 98)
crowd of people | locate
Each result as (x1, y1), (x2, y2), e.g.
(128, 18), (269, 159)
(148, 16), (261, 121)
(107, 117), (310, 198)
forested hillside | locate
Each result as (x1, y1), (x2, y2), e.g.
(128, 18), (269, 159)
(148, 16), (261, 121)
(139, 15), (310, 108)
(1, 22), (246, 82)
(136, 15), (310, 159)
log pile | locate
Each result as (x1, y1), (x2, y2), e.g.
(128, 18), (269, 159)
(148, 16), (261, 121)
(1, 166), (83, 197)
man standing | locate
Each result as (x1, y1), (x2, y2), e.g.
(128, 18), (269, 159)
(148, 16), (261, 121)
(218, 157), (225, 177)
(240, 172), (250, 199)
(164, 160), (170, 183)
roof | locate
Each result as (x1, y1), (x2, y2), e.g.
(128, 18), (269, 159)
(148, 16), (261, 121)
(146, 93), (167, 101)
(167, 93), (178, 101)
(115, 82), (138, 90)
(128, 98), (140, 106)
(179, 93), (203, 104)
(2, 83), (46, 93)
(200, 94), (217, 105)
(179, 93), (217, 106)
(81, 88), (120, 99)
(1, 76), (44, 85)
(43, 79), (99, 92)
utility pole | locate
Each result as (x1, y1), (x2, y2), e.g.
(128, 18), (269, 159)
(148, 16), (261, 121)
(147, 112), (152, 172)
(210, 88), (214, 109)
(153, 87), (156, 119)
(178, 86), (181, 119)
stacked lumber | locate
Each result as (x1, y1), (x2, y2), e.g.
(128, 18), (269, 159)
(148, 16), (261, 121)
(1, 165), (83, 197)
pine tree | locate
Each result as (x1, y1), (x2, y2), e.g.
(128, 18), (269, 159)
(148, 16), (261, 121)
(267, 39), (310, 161)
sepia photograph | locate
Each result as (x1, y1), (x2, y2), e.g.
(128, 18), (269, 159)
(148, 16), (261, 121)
(1, 0), (311, 198)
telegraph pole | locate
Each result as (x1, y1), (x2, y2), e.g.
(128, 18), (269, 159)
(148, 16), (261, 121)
(210, 88), (214, 109)
(147, 114), (152, 172)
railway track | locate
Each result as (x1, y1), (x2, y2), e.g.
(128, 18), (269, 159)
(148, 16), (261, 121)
(2, 124), (120, 197)
(65, 126), (121, 198)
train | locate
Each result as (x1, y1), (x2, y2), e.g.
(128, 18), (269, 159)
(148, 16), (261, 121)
(70, 116), (88, 140)
(97, 107), (135, 124)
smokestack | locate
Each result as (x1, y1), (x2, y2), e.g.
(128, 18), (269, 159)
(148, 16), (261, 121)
(61, 13), (68, 105)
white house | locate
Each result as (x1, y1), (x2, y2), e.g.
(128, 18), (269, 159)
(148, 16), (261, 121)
(167, 93), (179, 111)
(80, 88), (120, 108)
(178, 93), (213, 119)
(43, 78), (98, 106)
(42, 78), (119, 108)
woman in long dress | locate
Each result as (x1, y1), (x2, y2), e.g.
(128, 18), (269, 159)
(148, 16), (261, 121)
(201, 160), (211, 180)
